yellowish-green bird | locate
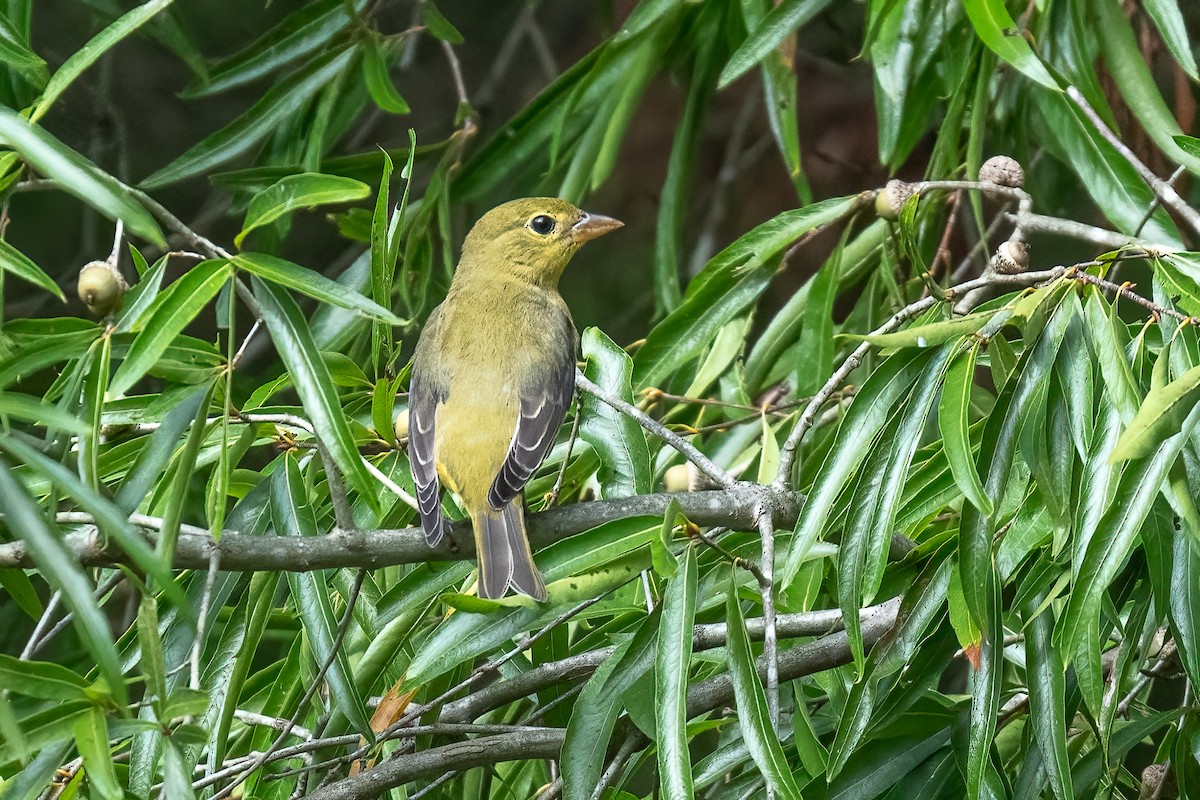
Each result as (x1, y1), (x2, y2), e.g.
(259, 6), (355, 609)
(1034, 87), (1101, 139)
(409, 198), (623, 600)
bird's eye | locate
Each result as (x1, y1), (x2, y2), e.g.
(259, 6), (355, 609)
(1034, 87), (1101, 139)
(529, 215), (556, 235)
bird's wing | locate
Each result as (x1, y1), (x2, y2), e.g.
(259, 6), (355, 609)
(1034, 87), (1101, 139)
(409, 310), (448, 545)
(488, 343), (575, 509)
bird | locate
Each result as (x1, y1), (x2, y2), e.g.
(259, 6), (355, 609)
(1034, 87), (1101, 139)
(408, 198), (623, 600)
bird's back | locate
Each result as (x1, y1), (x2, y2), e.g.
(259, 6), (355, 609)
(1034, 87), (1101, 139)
(416, 274), (574, 506)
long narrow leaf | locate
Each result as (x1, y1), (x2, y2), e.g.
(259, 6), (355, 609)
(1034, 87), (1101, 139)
(725, 573), (803, 800)
(656, 545), (697, 800)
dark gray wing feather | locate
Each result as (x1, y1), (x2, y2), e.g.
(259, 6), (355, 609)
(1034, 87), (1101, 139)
(409, 328), (447, 545)
(409, 374), (445, 545)
(488, 331), (575, 510)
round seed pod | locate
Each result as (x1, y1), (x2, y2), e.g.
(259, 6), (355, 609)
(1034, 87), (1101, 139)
(874, 179), (915, 220)
(77, 260), (128, 317)
(1139, 763), (1176, 799)
(664, 462), (700, 493)
(992, 238), (1030, 274)
(393, 409), (410, 443)
(978, 155), (1024, 188)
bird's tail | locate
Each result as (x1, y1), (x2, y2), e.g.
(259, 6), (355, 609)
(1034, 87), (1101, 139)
(471, 501), (547, 601)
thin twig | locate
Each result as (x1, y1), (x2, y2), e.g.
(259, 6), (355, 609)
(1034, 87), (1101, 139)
(212, 570), (367, 800)
(106, 219), (124, 265)
(690, 526), (767, 585)
(755, 503), (780, 727)
(1135, 165), (1187, 238)
(592, 733), (643, 800)
(191, 546), (221, 692)
(772, 266), (1066, 487)
(576, 370), (736, 489)
(440, 41), (471, 111)
(233, 711), (315, 742)
(1116, 639), (1179, 718)
(546, 403), (581, 505)
(20, 591), (62, 660)
(1066, 85), (1200, 238)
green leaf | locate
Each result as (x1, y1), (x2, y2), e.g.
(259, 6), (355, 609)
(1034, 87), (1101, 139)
(0, 566), (43, 619)
(635, 195), (858, 388)
(1177, 134), (1200, 161)
(0, 655), (90, 701)
(0, 14), (48, 87)
(1094, 0), (1200, 177)
(0, 106), (165, 246)
(656, 546), (697, 800)
(1144, 0), (1198, 79)
(938, 342), (993, 514)
(232, 252), (402, 324)
(0, 391), (87, 435)
(141, 46), (357, 189)
(962, 0), (1058, 90)
(725, 574), (804, 800)
(1021, 589), (1072, 800)
(236, 172), (371, 247)
(781, 349), (932, 588)
(840, 348), (950, 667)
(1156, 252), (1200, 318)
(421, 0), (464, 44)
(580, 327), (652, 498)
(0, 236), (63, 301)
(1059, 414), (1198, 656)
(1034, 92), (1179, 244)
(251, 276), (379, 513)
(109, 260), (232, 397)
(361, 38), (410, 114)
(719, 0), (834, 87)
(844, 310), (997, 348)
(0, 460), (127, 706)
(30, 0), (172, 124)
(1110, 363), (1200, 462)
(181, 0), (365, 97)
(271, 458), (375, 739)
(795, 241), (839, 395)
(73, 708), (122, 800)
(827, 558), (951, 780)
(1, 436), (188, 612)
(562, 614), (659, 800)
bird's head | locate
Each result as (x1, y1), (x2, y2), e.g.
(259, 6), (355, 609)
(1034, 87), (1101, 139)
(458, 198), (623, 286)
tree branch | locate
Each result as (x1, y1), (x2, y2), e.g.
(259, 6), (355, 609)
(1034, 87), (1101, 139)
(0, 489), (800, 571)
(304, 731), (565, 800)
(304, 599), (902, 800)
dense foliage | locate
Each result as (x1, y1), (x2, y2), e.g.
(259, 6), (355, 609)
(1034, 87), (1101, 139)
(2, 1), (1200, 798)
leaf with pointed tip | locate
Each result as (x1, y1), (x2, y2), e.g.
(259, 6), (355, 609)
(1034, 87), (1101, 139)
(271, 458), (375, 739)
(1111, 363), (1200, 462)
(0, 461), (126, 706)
(252, 276), (379, 513)
(656, 546), (697, 800)
(141, 47), (356, 189)
(232, 252), (402, 324)
(31, 0), (173, 123)
(0, 106), (164, 246)
(109, 260), (232, 397)
(0, 236), (63, 301)
(938, 342), (993, 514)
(719, 0), (834, 88)
(635, 195), (858, 388)
(236, 173), (371, 247)
(581, 327), (651, 499)
(962, 0), (1058, 89)
(725, 574), (804, 800)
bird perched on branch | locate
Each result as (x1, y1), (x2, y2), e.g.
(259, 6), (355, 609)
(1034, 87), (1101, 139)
(408, 198), (623, 600)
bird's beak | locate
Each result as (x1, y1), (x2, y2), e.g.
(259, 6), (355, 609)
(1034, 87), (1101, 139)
(571, 212), (624, 243)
